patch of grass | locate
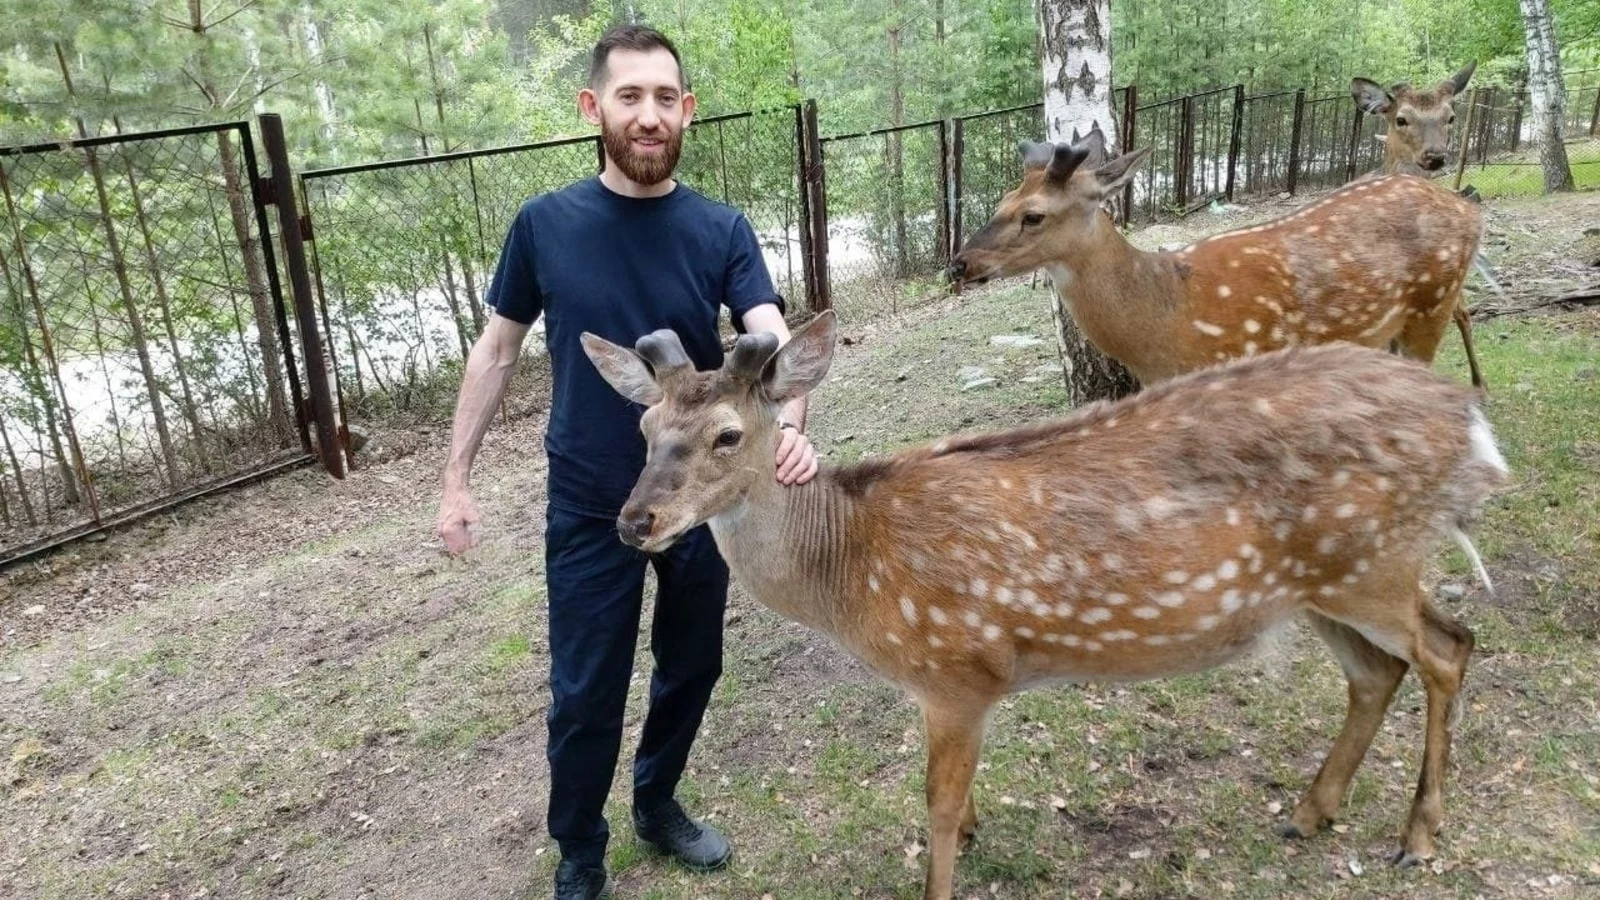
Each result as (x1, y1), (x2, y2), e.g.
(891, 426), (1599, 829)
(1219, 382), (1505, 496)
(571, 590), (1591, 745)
(1461, 155), (1600, 198)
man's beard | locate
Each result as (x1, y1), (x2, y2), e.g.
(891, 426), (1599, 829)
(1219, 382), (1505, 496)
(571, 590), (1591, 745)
(601, 118), (683, 186)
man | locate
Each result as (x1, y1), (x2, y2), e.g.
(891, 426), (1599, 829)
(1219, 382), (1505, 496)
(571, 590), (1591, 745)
(434, 23), (818, 900)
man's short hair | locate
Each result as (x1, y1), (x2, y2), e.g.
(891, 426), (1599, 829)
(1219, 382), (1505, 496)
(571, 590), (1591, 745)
(588, 24), (687, 91)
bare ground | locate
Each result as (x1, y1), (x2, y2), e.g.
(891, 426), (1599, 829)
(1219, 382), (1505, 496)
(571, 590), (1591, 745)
(3, 188), (1599, 900)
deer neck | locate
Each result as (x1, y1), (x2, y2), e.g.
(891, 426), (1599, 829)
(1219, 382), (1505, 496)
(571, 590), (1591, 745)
(706, 468), (860, 636)
(1043, 212), (1186, 372)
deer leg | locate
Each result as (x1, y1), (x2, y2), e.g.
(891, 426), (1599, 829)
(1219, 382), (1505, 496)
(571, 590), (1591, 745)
(959, 787), (979, 849)
(1280, 613), (1408, 840)
(1452, 303), (1486, 391)
(1394, 602), (1474, 867)
(920, 701), (987, 900)
(1394, 309), (1452, 367)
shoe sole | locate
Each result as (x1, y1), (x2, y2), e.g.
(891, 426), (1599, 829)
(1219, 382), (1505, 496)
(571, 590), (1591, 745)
(634, 835), (731, 873)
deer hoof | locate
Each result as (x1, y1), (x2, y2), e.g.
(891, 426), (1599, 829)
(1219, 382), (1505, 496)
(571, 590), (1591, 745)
(1274, 821), (1313, 840)
(1388, 848), (1428, 869)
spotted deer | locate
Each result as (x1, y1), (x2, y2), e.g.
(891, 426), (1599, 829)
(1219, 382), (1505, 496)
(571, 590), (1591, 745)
(580, 310), (1508, 900)
(1351, 60), (1488, 384)
(947, 135), (1488, 389)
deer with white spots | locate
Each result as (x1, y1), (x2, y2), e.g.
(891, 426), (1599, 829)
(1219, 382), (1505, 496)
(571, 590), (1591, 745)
(1351, 60), (1489, 383)
(581, 310), (1508, 900)
(947, 129), (1488, 389)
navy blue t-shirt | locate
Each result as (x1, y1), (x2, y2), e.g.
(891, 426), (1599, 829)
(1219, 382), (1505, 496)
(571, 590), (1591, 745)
(486, 176), (784, 519)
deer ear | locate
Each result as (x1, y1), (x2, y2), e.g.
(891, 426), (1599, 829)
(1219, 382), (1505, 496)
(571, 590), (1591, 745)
(1351, 78), (1392, 115)
(760, 310), (837, 405)
(580, 332), (664, 406)
(1443, 60), (1476, 97)
(1091, 146), (1150, 194)
(1018, 139), (1056, 170)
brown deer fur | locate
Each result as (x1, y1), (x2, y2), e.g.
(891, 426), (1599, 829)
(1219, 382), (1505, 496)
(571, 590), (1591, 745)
(581, 311), (1509, 900)
(949, 136), (1487, 389)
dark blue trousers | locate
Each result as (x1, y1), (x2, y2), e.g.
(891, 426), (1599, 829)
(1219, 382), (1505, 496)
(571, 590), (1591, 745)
(542, 505), (730, 867)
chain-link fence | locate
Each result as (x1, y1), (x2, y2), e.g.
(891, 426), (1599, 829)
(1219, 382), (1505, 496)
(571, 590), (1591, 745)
(1, 122), (309, 564)
(301, 106), (806, 419)
(1446, 71), (1600, 198)
(815, 119), (949, 321)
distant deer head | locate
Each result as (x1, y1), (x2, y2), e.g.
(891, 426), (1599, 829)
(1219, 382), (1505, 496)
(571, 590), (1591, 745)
(1351, 61), (1476, 174)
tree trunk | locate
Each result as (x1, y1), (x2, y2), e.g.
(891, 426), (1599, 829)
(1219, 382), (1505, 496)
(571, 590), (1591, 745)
(1036, 0), (1141, 405)
(1519, 0), (1575, 192)
(887, 4), (909, 280)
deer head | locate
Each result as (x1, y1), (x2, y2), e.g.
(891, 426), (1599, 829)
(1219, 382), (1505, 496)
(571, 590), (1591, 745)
(579, 312), (838, 553)
(948, 137), (1151, 285)
(1351, 60), (1476, 174)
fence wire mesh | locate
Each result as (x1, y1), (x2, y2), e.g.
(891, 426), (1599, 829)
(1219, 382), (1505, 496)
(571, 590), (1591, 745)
(301, 106), (805, 418)
(1, 123), (306, 562)
(817, 120), (949, 321)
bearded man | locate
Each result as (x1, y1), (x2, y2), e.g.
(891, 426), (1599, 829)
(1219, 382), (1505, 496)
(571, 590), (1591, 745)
(433, 23), (818, 900)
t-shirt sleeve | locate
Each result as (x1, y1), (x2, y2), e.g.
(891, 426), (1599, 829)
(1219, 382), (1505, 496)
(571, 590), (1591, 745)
(486, 201), (543, 325)
(723, 213), (784, 332)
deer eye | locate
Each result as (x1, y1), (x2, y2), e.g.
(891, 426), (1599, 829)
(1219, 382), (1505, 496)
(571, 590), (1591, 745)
(714, 428), (743, 449)
(1395, 116), (1409, 127)
(1448, 114), (1456, 124)
(1021, 212), (1046, 227)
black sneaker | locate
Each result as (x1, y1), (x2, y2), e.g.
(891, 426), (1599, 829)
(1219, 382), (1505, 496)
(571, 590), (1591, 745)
(632, 798), (732, 871)
(553, 859), (611, 900)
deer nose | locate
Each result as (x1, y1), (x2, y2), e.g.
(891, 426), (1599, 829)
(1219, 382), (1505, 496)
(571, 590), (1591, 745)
(618, 510), (656, 546)
(1421, 151), (1448, 171)
(947, 257), (967, 281)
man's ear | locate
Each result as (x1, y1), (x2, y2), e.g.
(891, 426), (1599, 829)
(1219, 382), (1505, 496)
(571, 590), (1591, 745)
(760, 310), (838, 405)
(580, 332), (664, 406)
(579, 87), (602, 126)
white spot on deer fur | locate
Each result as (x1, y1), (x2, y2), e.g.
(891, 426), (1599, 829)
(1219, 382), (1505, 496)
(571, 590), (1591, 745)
(1317, 536), (1339, 555)
(1193, 319), (1225, 337)
(1154, 591), (1186, 609)
(1263, 572), (1278, 586)
(1220, 589), (1243, 614)
(1254, 398), (1274, 416)
(1244, 341), (1259, 355)
(1054, 602), (1075, 617)
(927, 660), (940, 670)
(1273, 522), (1292, 542)
(983, 624), (1002, 641)
(1335, 503), (1358, 519)
(1197, 615), (1221, 631)
(1084, 640), (1104, 652)
(1133, 606), (1161, 620)
(1317, 585), (1338, 598)
(1225, 507), (1242, 526)
(1332, 469), (1352, 487)
(1219, 559), (1241, 581)
(1015, 626), (1036, 639)
(928, 606), (949, 626)
(1102, 553), (1124, 570)
(993, 586), (1014, 606)
(1143, 635), (1172, 646)
(928, 635), (945, 648)
(1239, 544), (1256, 559)
(1104, 592), (1130, 606)
(1101, 630), (1139, 642)
(1243, 319), (1260, 333)
(1060, 633), (1082, 648)
(1217, 285), (1233, 298)
(1302, 506), (1318, 522)
(1192, 574), (1217, 592)
(1164, 570), (1189, 585)
(1293, 561), (1308, 577)
(899, 596), (917, 625)
(1115, 507), (1142, 531)
(964, 610), (982, 628)
(868, 574), (880, 593)
(970, 578), (988, 599)
(1434, 286), (1447, 299)
(886, 632), (902, 645)
(1144, 496), (1180, 520)
(1079, 607), (1113, 625)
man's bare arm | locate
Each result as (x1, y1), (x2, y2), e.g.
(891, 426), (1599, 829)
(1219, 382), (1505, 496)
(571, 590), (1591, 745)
(438, 313), (532, 552)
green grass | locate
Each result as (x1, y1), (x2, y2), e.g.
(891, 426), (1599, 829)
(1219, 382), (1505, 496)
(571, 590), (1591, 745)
(1459, 153), (1600, 198)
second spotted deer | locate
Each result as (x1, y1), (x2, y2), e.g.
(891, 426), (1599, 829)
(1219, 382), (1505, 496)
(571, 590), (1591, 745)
(582, 310), (1508, 900)
(949, 135), (1488, 389)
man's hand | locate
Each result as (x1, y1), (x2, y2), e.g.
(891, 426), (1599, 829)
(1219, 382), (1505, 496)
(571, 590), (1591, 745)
(437, 485), (483, 555)
(775, 423), (819, 485)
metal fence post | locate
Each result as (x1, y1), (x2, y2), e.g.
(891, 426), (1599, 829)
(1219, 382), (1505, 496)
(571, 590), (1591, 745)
(793, 103), (816, 314)
(1453, 86), (1480, 193)
(1287, 88), (1306, 196)
(801, 99), (831, 313)
(1590, 85), (1600, 137)
(257, 113), (344, 479)
(1176, 94), (1194, 210)
(1120, 85), (1137, 225)
(936, 119), (951, 269)
(1344, 103), (1364, 183)
(1226, 84), (1245, 201)
(948, 116), (965, 266)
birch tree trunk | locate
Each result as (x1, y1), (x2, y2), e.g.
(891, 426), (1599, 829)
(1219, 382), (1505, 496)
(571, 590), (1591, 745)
(1036, 0), (1140, 405)
(1519, 0), (1574, 193)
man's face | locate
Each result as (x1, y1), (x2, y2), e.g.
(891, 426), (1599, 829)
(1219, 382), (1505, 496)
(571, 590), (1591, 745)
(580, 48), (696, 186)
